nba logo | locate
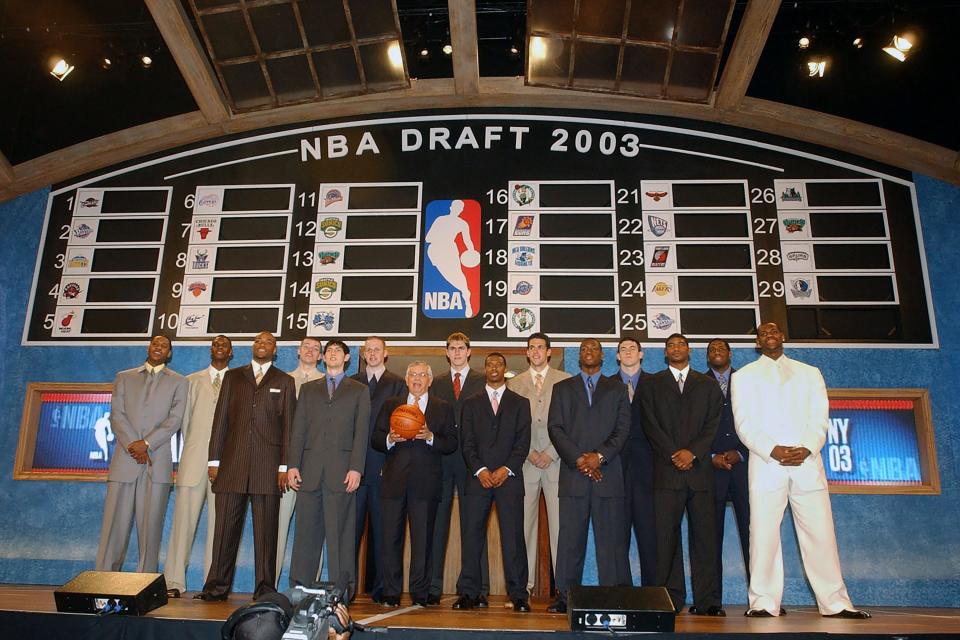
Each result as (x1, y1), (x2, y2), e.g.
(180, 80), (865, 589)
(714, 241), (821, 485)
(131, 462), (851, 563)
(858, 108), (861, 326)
(423, 199), (481, 318)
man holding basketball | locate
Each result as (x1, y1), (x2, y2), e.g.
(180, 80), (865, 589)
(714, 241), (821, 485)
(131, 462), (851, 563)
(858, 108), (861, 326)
(371, 362), (457, 607)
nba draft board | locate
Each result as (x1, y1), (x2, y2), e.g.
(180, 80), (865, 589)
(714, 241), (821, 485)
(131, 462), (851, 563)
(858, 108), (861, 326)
(23, 110), (936, 346)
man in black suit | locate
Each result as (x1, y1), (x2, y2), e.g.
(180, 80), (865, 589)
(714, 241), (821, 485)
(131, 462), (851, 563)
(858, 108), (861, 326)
(546, 338), (631, 614)
(640, 333), (724, 615)
(454, 353), (532, 612)
(704, 338), (750, 600)
(428, 331), (488, 606)
(351, 336), (407, 603)
(371, 361), (457, 607)
(606, 336), (657, 586)
(200, 331), (297, 600)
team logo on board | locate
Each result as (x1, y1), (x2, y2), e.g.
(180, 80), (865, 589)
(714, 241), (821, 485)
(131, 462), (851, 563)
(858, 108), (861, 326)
(512, 184), (535, 206)
(188, 282), (207, 297)
(73, 223), (94, 239)
(651, 312), (675, 330)
(780, 187), (802, 202)
(649, 246), (670, 268)
(787, 250), (809, 262)
(62, 282), (82, 299)
(192, 250), (210, 270)
(323, 189), (344, 207)
(512, 246), (536, 267)
(783, 218), (806, 233)
(645, 190), (668, 202)
(790, 278), (813, 298)
(513, 215), (534, 236)
(315, 278), (338, 300)
(60, 311), (76, 327)
(317, 251), (340, 265)
(512, 280), (533, 295)
(319, 217), (343, 238)
(511, 307), (536, 332)
(652, 282), (673, 296)
(183, 313), (205, 328)
(197, 192), (220, 208)
(79, 197), (100, 208)
(312, 311), (336, 331)
(195, 218), (217, 240)
(422, 199), (482, 318)
(647, 215), (668, 237)
(68, 255), (89, 269)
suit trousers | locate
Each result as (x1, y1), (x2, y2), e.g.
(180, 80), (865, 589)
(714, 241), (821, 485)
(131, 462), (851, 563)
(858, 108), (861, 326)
(381, 494), (438, 601)
(203, 492), (280, 599)
(356, 479), (385, 598)
(276, 489), (297, 585)
(164, 480), (216, 591)
(714, 467), (750, 599)
(654, 486), (720, 610)
(461, 492), (528, 601)
(555, 494), (630, 603)
(96, 468), (170, 573)
(625, 458), (658, 587)
(749, 480), (853, 615)
(522, 466), (559, 592)
(289, 487), (356, 596)
(431, 469), (489, 596)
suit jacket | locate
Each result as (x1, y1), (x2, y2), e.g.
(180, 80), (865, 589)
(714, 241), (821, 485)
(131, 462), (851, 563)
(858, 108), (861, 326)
(604, 370), (654, 473)
(176, 368), (226, 487)
(109, 365), (189, 483)
(371, 395), (457, 501)
(731, 355), (830, 492)
(507, 367), (571, 481)
(208, 364), (297, 495)
(431, 368), (486, 476)
(547, 373), (631, 498)
(350, 369), (407, 484)
(460, 388), (531, 496)
(640, 369), (723, 491)
(288, 376), (371, 493)
(704, 368), (749, 461)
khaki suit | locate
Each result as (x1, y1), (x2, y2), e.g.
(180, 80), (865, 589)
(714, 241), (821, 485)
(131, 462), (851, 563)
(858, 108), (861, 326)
(164, 367), (225, 591)
(507, 366), (570, 591)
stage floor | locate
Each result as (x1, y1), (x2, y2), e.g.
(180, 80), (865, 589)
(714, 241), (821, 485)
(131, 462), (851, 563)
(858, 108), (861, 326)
(2, 585), (959, 636)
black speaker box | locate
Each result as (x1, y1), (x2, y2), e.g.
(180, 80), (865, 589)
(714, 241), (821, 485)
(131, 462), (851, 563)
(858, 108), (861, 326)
(568, 585), (676, 632)
(54, 571), (167, 615)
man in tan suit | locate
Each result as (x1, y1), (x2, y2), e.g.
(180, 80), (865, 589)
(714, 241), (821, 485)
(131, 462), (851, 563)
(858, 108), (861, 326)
(507, 332), (571, 594)
(276, 337), (325, 584)
(197, 331), (297, 600)
(164, 335), (233, 594)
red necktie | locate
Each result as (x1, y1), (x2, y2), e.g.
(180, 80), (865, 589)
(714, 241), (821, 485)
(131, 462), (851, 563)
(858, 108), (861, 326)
(454, 372), (462, 400)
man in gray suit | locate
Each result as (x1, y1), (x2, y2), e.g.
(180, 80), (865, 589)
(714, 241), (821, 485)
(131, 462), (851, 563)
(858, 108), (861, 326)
(287, 339), (371, 597)
(507, 332), (570, 595)
(164, 335), (232, 594)
(96, 335), (188, 573)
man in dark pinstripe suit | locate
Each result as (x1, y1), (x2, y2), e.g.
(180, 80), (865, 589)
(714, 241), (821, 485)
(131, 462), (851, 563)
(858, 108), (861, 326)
(197, 331), (297, 600)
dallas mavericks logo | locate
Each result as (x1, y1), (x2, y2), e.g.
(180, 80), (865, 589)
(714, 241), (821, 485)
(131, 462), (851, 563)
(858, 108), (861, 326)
(423, 199), (481, 318)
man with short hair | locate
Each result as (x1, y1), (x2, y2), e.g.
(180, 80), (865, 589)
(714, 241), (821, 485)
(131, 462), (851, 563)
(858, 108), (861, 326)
(351, 336), (407, 603)
(277, 337), (325, 584)
(704, 338), (750, 600)
(287, 340), (370, 598)
(372, 362), (457, 607)
(732, 322), (869, 619)
(507, 332), (570, 595)
(199, 331), (297, 600)
(429, 332), (488, 605)
(165, 335), (232, 594)
(641, 333), (724, 615)
(546, 338), (632, 614)
(606, 336), (657, 587)
(97, 335), (188, 574)
(456, 353), (532, 612)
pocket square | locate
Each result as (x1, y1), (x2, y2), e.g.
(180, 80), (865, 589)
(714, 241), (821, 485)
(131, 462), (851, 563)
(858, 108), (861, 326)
(270, 388), (281, 393)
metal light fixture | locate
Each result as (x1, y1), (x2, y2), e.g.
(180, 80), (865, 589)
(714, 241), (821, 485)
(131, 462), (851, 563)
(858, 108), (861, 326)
(807, 59), (827, 77)
(798, 36), (811, 49)
(852, 37), (863, 49)
(442, 43), (452, 55)
(882, 34), (913, 62)
(419, 47), (429, 58)
(140, 54), (153, 68)
(50, 58), (75, 81)
(101, 57), (113, 70)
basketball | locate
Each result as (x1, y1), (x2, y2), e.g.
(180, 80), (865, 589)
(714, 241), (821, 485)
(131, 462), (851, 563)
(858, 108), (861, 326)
(390, 404), (425, 439)
(461, 249), (481, 268)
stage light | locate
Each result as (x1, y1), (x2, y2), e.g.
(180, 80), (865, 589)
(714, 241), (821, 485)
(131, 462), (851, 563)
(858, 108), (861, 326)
(852, 37), (863, 49)
(387, 41), (403, 69)
(442, 43), (452, 55)
(140, 54), (153, 68)
(807, 59), (827, 77)
(882, 34), (913, 62)
(101, 57), (112, 70)
(530, 36), (547, 61)
(510, 45), (520, 56)
(419, 47), (429, 58)
(49, 58), (75, 81)
(798, 36), (811, 49)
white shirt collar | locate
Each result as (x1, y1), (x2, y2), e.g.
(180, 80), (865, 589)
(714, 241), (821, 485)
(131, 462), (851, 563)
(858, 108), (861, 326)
(530, 366), (549, 381)
(451, 365), (470, 379)
(145, 362), (165, 374)
(406, 392), (428, 412)
(668, 365), (690, 381)
(486, 384), (505, 399)
(366, 364), (386, 380)
(252, 361), (272, 375)
(208, 365), (226, 383)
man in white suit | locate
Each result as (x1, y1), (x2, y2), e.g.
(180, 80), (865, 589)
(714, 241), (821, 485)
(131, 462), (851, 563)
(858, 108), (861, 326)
(96, 335), (188, 573)
(164, 335), (232, 594)
(731, 322), (869, 619)
(507, 332), (570, 594)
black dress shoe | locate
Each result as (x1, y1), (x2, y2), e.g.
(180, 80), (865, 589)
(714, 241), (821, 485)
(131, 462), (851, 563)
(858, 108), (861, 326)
(413, 598), (429, 607)
(381, 596), (400, 607)
(690, 605), (726, 616)
(193, 592), (228, 602)
(426, 593), (441, 606)
(744, 608), (774, 617)
(546, 599), (567, 614)
(452, 595), (475, 610)
(166, 588), (181, 599)
(824, 609), (871, 619)
(513, 599), (531, 612)
(475, 594), (489, 608)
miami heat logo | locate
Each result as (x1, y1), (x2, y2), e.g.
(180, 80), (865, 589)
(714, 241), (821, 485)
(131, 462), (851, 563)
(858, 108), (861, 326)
(423, 199), (481, 318)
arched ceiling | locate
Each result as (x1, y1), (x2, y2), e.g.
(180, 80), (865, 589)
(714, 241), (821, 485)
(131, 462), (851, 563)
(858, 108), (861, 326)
(1, 0), (958, 203)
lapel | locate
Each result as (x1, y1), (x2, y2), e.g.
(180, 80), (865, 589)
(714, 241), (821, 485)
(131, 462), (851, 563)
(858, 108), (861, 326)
(662, 369), (682, 398)
(572, 373), (590, 406)
(243, 364), (257, 388)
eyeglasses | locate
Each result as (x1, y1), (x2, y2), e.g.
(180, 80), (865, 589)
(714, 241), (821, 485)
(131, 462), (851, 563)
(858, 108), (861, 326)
(407, 372), (430, 378)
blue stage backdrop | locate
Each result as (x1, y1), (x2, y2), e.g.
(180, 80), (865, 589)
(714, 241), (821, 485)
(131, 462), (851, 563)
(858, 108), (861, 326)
(0, 175), (958, 606)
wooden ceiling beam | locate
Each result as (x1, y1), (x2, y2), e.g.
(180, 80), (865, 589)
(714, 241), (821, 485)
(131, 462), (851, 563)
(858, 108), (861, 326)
(715, 0), (781, 110)
(144, 0), (230, 123)
(447, 0), (481, 94)
(0, 151), (13, 187)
